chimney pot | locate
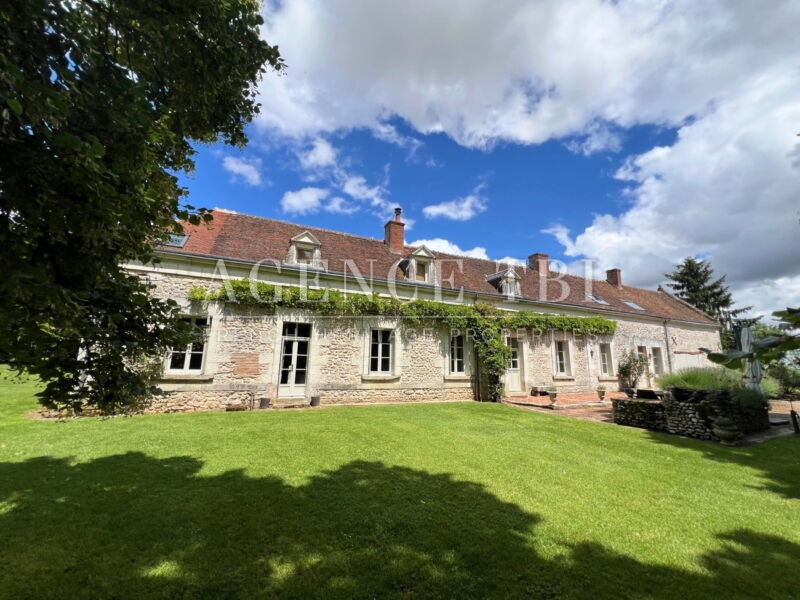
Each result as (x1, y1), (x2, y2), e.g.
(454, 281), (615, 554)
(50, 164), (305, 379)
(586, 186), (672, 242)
(385, 207), (405, 253)
(528, 253), (549, 273)
(606, 268), (623, 288)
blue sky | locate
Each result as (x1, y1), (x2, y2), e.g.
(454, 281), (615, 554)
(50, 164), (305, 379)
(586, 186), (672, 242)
(184, 121), (676, 264)
(179, 0), (800, 317)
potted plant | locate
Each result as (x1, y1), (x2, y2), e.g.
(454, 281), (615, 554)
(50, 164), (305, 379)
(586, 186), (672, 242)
(596, 385), (606, 402)
(547, 385), (558, 406)
(711, 415), (741, 446)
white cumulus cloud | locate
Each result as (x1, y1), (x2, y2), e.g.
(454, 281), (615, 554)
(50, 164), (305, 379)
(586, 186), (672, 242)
(281, 187), (330, 215)
(222, 156), (263, 186)
(423, 184), (488, 221)
(408, 238), (489, 260)
(298, 137), (337, 170)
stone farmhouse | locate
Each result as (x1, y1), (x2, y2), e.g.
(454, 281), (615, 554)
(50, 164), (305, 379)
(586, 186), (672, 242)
(126, 208), (721, 412)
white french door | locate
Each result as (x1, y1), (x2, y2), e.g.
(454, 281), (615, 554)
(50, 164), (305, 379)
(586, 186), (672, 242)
(278, 322), (311, 397)
(504, 336), (523, 393)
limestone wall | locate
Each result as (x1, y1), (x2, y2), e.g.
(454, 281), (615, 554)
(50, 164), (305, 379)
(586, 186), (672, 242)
(135, 269), (722, 412)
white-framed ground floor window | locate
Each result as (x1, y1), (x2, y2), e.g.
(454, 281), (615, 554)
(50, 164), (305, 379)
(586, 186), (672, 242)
(370, 329), (394, 374)
(167, 317), (210, 373)
(554, 340), (572, 376)
(449, 334), (465, 374)
(598, 343), (614, 377)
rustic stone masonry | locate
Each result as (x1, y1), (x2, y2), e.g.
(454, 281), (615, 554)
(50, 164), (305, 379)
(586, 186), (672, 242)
(612, 389), (770, 442)
(611, 399), (666, 430)
(662, 396), (716, 440)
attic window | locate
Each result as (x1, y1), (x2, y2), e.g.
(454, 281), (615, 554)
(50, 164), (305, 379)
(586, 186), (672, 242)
(403, 245), (435, 284)
(586, 294), (609, 305)
(165, 234), (188, 248)
(296, 247), (314, 265)
(486, 269), (521, 298)
(622, 299), (645, 311)
(286, 231), (323, 269)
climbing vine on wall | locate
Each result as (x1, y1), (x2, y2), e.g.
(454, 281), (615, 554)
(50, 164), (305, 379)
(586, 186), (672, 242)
(188, 280), (617, 401)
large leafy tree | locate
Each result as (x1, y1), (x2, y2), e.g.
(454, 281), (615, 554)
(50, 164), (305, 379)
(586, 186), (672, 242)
(0, 0), (283, 412)
(664, 257), (749, 349)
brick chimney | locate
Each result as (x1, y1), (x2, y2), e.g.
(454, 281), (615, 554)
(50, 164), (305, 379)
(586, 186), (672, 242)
(384, 207), (405, 253)
(528, 253), (549, 273)
(606, 268), (623, 288)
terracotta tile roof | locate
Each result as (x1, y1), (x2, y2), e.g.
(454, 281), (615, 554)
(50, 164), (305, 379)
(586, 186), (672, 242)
(163, 210), (717, 325)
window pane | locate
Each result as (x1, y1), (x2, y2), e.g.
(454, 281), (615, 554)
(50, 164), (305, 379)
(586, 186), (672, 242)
(381, 356), (390, 372)
(370, 356), (378, 372)
(283, 322), (296, 336)
(450, 335), (465, 373)
(297, 323), (311, 338)
(170, 350), (186, 370)
(416, 263), (427, 282)
(188, 352), (203, 370)
(297, 248), (314, 264)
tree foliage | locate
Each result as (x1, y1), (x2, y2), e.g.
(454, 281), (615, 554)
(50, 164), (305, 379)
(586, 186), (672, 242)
(664, 257), (749, 348)
(703, 308), (800, 372)
(0, 0), (283, 412)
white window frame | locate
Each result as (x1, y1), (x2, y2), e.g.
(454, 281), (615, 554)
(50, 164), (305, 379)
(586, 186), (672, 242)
(405, 246), (436, 284)
(414, 259), (430, 283)
(449, 334), (466, 375)
(369, 328), (394, 374)
(554, 340), (572, 376)
(651, 346), (665, 376)
(598, 343), (614, 377)
(286, 231), (323, 269)
(166, 316), (210, 374)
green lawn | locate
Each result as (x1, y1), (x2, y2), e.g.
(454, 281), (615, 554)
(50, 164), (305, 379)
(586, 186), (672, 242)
(1, 375), (799, 599)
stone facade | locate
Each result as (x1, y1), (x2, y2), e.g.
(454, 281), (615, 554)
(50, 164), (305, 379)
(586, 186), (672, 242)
(132, 266), (722, 413)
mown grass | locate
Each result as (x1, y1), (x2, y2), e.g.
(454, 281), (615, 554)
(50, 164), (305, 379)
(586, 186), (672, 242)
(1, 372), (799, 599)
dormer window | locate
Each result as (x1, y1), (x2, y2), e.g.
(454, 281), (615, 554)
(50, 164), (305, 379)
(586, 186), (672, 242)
(296, 247), (314, 265)
(487, 269), (521, 298)
(286, 231), (323, 269)
(402, 245), (436, 284)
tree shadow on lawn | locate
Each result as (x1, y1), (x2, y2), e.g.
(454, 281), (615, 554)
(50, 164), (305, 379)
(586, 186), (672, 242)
(645, 430), (800, 500)
(0, 454), (797, 599)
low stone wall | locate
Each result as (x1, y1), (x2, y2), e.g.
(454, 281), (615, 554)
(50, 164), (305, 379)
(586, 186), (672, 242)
(663, 396), (715, 440)
(613, 388), (770, 442)
(611, 399), (666, 430)
(320, 387), (474, 405)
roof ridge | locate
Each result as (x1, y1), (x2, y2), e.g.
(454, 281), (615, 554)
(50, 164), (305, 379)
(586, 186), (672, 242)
(656, 285), (719, 321)
(216, 209), (393, 246)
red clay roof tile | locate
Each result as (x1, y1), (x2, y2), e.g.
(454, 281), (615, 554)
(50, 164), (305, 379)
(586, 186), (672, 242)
(163, 210), (716, 325)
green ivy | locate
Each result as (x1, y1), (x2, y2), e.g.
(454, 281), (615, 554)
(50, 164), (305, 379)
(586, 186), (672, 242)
(189, 280), (617, 401)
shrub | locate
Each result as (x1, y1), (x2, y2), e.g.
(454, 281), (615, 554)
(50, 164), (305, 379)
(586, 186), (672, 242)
(730, 387), (770, 409)
(655, 367), (740, 391)
(766, 363), (800, 398)
(760, 376), (781, 398)
(617, 350), (649, 388)
(656, 367), (778, 399)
